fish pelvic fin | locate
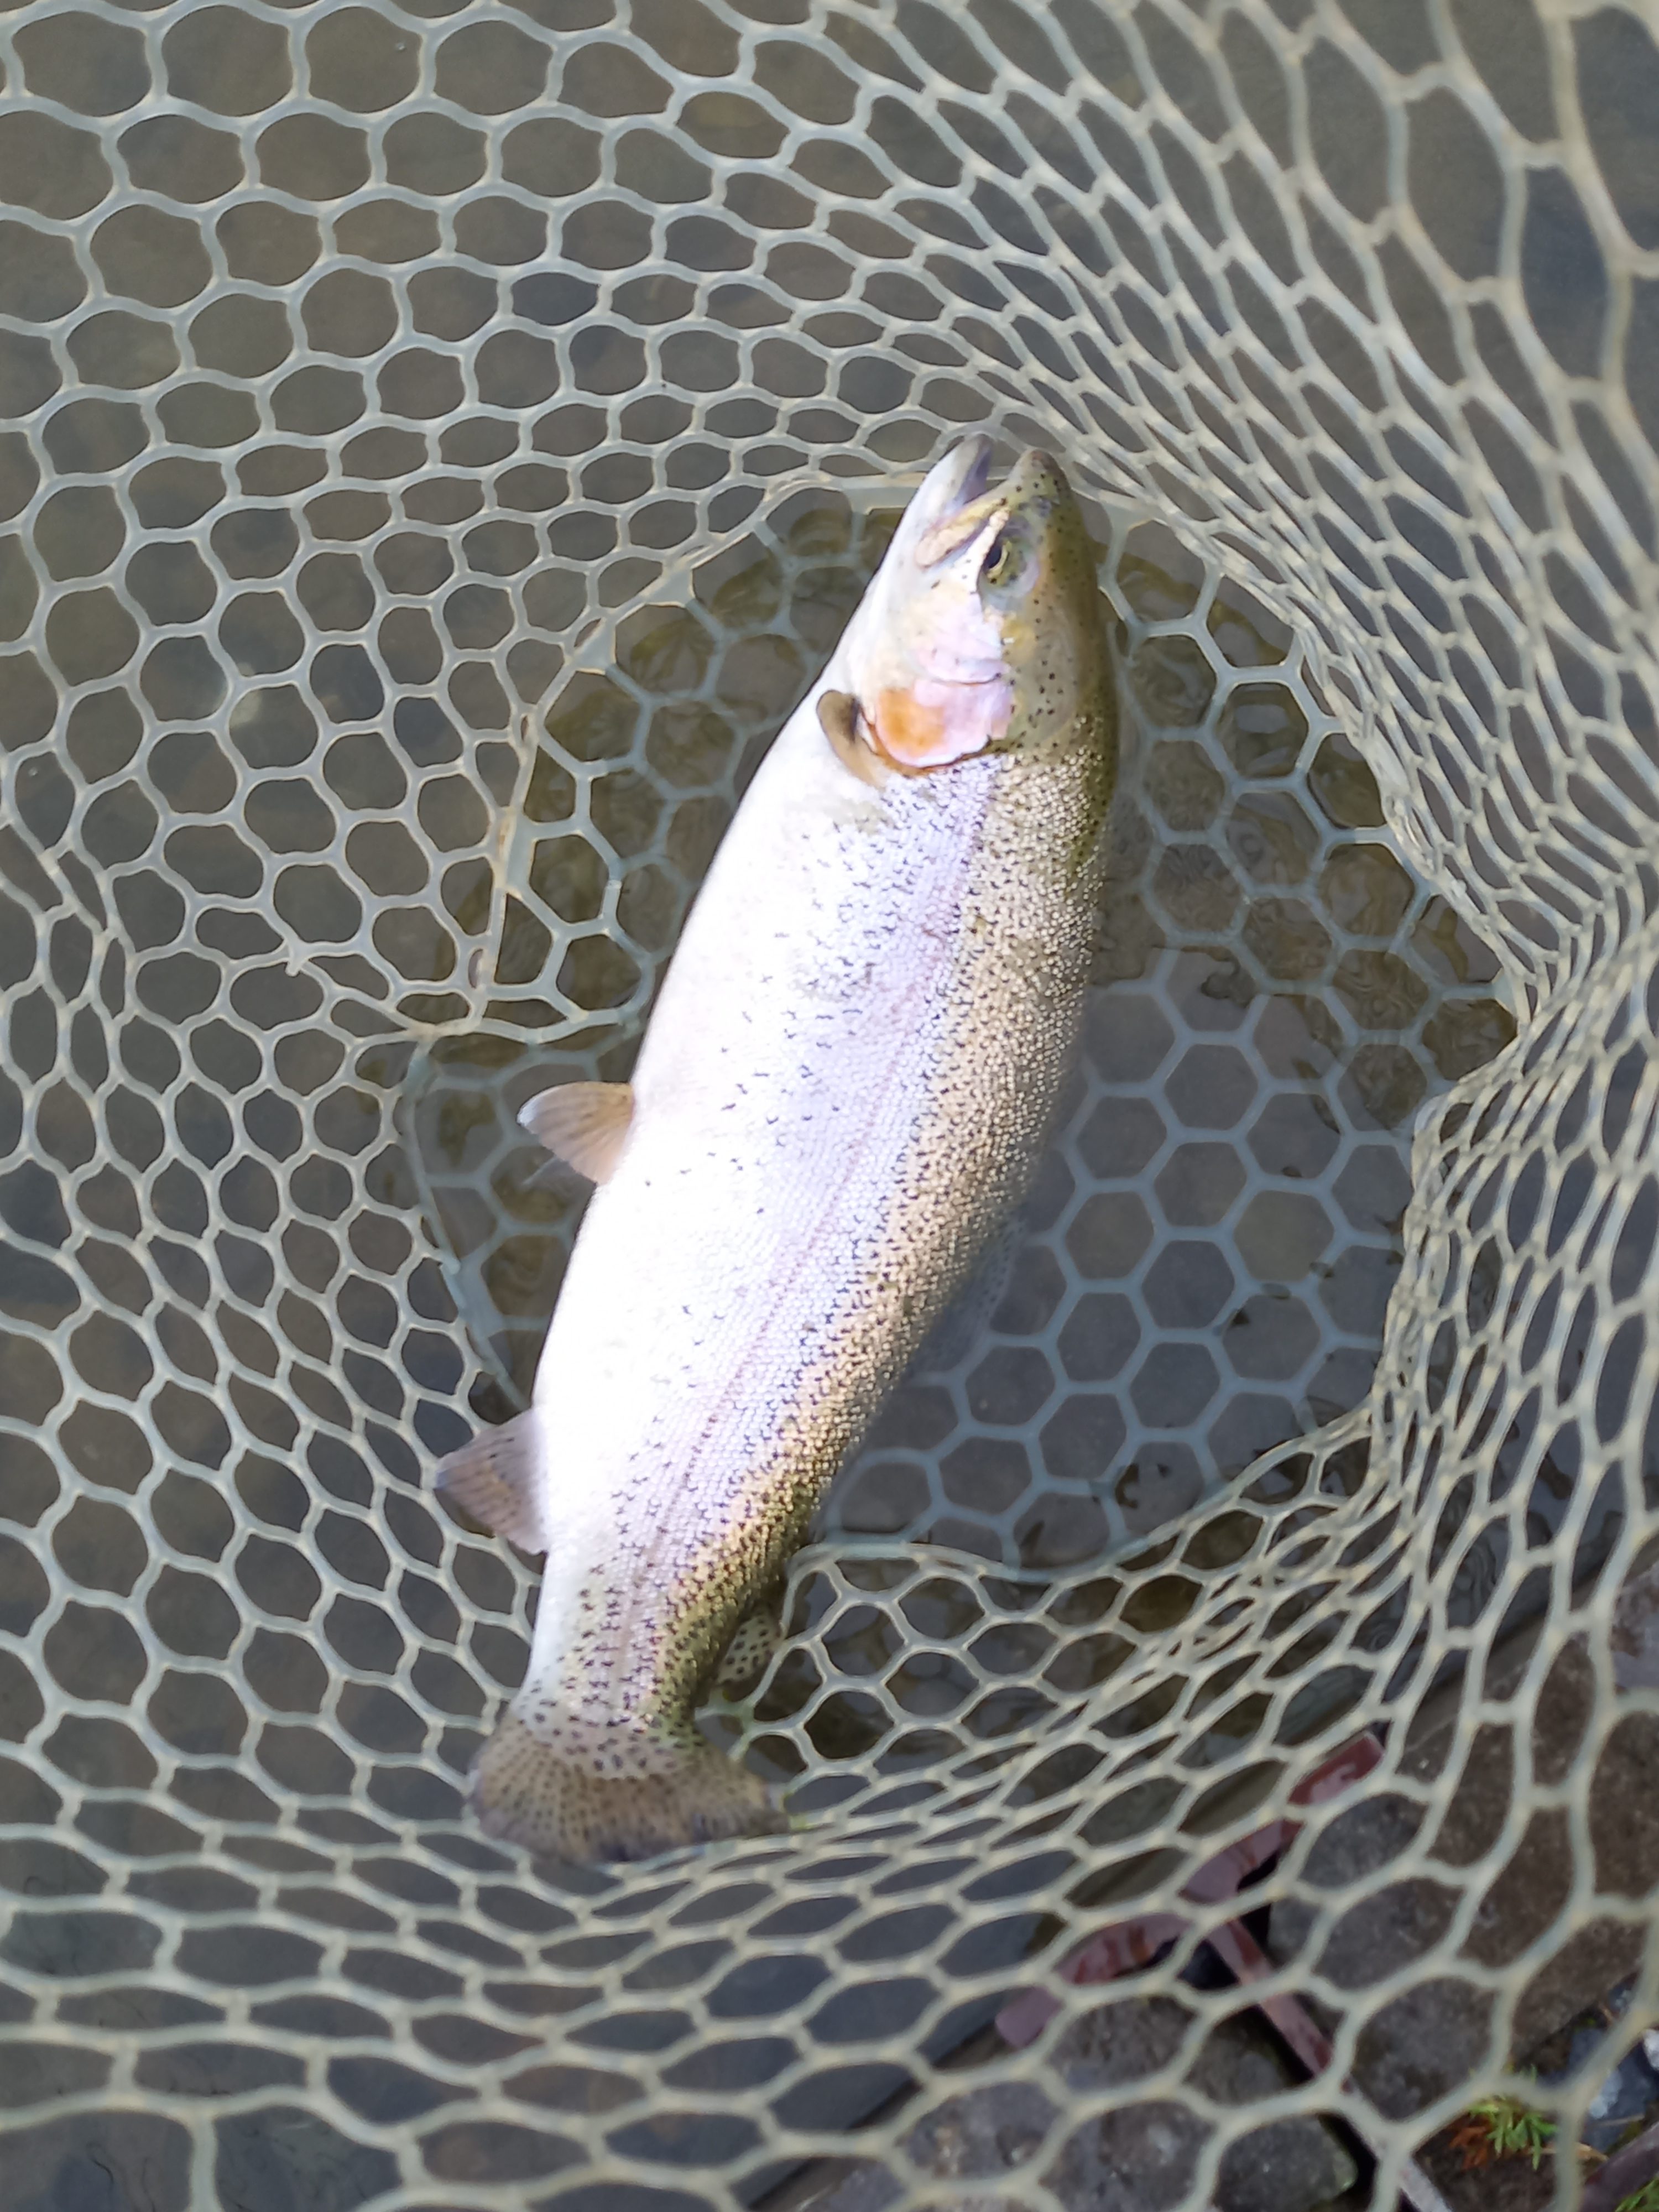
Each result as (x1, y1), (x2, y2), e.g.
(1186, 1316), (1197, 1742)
(519, 1080), (634, 1183)
(711, 1592), (784, 1696)
(471, 1708), (785, 1865)
(435, 1411), (547, 1552)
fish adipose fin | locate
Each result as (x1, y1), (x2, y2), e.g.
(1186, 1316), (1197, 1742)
(472, 1709), (786, 1864)
(519, 1081), (634, 1183)
(435, 1412), (547, 1552)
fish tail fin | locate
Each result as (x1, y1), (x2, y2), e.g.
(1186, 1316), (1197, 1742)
(471, 1709), (785, 1865)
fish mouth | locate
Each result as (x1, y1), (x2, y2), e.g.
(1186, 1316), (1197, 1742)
(912, 442), (1068, 571)
(932, 434), (994, 516)
(913, 436), (1004, 570)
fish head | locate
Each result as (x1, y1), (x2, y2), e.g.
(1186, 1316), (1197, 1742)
(836, 436), (1110, 777)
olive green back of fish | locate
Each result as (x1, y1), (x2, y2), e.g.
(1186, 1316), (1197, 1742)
(994, 448), (1117, 794)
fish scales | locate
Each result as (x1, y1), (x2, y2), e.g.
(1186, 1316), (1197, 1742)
(440, 439), (1117, 1861)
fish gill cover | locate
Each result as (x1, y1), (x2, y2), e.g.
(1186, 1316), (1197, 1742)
(0, 0), (1653, 2207)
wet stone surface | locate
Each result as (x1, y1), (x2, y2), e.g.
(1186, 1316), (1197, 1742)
(809, 1997), (1357, 2212)
(1266, 1621), (1659, 2153)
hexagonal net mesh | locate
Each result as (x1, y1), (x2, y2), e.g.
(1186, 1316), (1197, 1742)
(2, 0), (1657, 2203)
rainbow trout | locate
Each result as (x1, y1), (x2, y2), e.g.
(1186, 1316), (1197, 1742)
(438, 439), (1116, 1861)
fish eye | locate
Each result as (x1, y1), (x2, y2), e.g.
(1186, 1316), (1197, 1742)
(980, 531), (1024, 588)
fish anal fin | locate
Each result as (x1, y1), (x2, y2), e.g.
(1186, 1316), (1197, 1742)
(518, 1081), (634, 1183)
(908, 1207), (1027, 1378)
(435, 1411), (547, 1552)
(472, 1708), (784, 1864)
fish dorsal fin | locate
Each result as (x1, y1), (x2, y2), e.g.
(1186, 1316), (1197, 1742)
(435, 1411), (547, 1552)
(518, 1081), (634, 1183)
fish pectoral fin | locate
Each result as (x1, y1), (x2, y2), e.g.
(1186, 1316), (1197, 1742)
(817, 688), (890, 789)
(518, 1081), (635, 1183)
(435, 1412), (548, 1552)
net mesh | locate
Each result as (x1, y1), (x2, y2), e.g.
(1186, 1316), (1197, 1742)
(2, 0), (1656, 2204)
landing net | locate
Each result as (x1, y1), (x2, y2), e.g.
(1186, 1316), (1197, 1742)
(1, 2), (1656, 2207)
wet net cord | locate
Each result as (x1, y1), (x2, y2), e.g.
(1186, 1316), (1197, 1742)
(2, 1), (1658, 2208)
